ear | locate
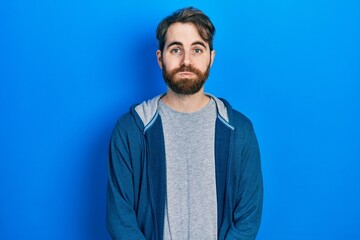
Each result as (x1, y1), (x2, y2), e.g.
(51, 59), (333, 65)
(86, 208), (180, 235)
(156, 50), (163, 69)
(210, 50), (216, 67)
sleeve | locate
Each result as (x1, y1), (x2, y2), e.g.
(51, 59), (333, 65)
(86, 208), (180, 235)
(226, 121), (263, 240)
(106, 121), (146, 240)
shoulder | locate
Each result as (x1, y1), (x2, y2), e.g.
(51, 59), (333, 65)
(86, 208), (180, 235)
(230, 109), (256, 141)
(217, 97), (253, 130)
(117, 111), (137, 128)
(111, 110), (142, 142)
(231, 109), (253, 130)
(218, 97), (256, 141)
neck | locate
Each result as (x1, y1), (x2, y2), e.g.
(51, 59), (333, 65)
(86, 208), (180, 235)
(162, 89), (210, 113)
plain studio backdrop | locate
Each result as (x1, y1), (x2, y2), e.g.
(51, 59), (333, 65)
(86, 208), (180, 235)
(1, 0), (359, 239)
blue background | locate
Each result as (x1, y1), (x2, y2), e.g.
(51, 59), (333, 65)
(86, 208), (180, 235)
(1, 0), (359, 239)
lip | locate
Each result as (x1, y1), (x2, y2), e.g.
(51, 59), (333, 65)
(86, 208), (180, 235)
(177, 71), (194, 76)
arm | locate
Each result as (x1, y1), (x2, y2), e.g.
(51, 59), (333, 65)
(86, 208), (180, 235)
(106, 120), (145, 240)
(226, 122), (263, 240)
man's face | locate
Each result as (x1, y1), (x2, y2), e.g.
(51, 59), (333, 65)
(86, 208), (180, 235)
(156, 22), (215, 95)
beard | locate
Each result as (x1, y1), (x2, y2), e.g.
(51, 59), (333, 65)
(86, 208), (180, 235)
(162, 62), (211, 95)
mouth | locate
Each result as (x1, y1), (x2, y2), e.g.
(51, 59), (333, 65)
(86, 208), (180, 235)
(177, 71), (195, 76)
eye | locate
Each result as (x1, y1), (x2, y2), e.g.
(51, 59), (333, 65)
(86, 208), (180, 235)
(170, 48), (182, 54)
(193, 48), (203, 54)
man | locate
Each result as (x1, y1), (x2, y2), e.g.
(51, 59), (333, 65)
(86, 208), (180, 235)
(107, 7), (263, 240)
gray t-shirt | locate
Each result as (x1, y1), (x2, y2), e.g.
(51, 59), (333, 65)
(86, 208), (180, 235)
(159, 98), (218, 240)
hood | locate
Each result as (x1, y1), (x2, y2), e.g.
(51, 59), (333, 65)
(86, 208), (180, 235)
(131, 93), (235, 133)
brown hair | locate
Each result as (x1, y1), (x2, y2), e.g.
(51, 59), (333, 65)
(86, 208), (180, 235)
(156, 7), (216, 52)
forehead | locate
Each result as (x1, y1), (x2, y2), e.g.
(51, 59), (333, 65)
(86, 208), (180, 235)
(165, 22), (207, 47)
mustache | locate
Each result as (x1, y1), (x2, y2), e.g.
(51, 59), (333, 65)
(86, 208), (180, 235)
(172, 65), (201, 75)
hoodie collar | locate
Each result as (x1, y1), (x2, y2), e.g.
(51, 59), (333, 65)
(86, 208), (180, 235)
(133, 93), (234, 133)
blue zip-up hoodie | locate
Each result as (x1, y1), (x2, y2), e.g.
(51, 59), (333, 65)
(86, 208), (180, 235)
(107, 94), (263, 240)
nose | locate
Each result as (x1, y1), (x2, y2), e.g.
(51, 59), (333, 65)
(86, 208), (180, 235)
(181, 50), (191, 66)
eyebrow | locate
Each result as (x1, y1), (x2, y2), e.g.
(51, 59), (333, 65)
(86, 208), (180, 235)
(167, 41), (183, 49)
(192, 41), (207, 49)
(166, 41), (208, 49)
